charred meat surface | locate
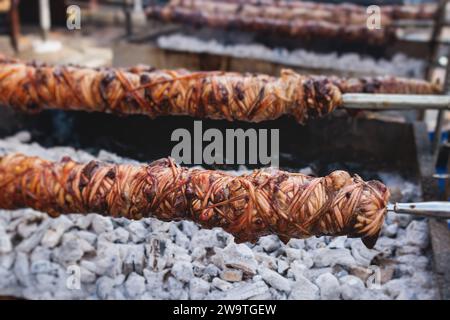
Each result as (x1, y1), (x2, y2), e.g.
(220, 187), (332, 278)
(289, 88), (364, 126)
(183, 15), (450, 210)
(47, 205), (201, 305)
(0, 153), (390, 248)
(0, 55), (439, 124)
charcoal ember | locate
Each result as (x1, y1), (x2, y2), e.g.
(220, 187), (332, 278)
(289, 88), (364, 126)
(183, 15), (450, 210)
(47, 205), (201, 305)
(277, 259), (289, 274)
(127, 221), (147, 243)
(339, 275), (365, 300)
(258, 235), (281, 253)
(312, 248), (356, 268)
(124, 272), (146, 299)
(211, 277), (233, 291)
(289, 274), (319, 300)
(221, 242), (258, 275)
(383, 223), (399, 238)
(222, 280), (270, 300)
(220, 268), (243, 282)
(189, 277), (210, 299)
(0, 224), (12, 254)
(315, 272), (340, 300)
(92, 215), (114, 234)
(171, 261), (194, 283)
(350, 241), (380, 267)
(41, 216), (74, 248)
(405, 220), (429, 249)
(258, 266), (292, 293)
(16, 219), (52, 253)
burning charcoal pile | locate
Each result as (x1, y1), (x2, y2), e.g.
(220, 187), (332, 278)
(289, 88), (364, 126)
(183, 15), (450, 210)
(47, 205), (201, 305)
(0, 132), (438, 300)
(157, 34), (428, 78)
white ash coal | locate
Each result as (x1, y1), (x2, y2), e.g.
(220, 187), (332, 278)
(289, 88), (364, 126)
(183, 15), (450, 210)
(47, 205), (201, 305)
(0, 132), (439, 300)
(157, 34), (426, 78)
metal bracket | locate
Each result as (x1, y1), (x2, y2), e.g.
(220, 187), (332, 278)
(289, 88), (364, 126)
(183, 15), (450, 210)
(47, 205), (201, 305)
(430, 0), (450, 156)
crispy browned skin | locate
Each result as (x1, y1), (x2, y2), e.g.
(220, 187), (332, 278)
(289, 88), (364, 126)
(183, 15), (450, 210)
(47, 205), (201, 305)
(0, 153), (390, 248)
(0, 56), (439, 124)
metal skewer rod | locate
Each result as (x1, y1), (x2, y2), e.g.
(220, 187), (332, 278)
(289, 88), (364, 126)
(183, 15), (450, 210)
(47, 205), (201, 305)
(388, 201), (450, 219)
(392, 20), (435, 28)
(342, 93), (450, 110)
(396, 33), (450, 45)
(433, 173), (450, 179)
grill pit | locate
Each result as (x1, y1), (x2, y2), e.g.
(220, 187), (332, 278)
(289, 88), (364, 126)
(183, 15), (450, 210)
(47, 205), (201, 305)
(0, 107), (440, 300)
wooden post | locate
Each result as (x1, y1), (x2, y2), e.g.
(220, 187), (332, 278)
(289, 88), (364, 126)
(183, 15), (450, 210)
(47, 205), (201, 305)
(9, 0), (20, 53)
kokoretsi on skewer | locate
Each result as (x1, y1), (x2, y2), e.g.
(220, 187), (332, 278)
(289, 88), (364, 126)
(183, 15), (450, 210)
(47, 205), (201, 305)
(0, 153), (390, 248)
(146, 0), (437, 45)
(0, 55), (438, 124)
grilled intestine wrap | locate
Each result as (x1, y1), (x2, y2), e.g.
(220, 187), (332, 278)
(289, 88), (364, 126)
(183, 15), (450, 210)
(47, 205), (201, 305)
(0, 55), (439, 124)
(0, 153), (390, 248)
